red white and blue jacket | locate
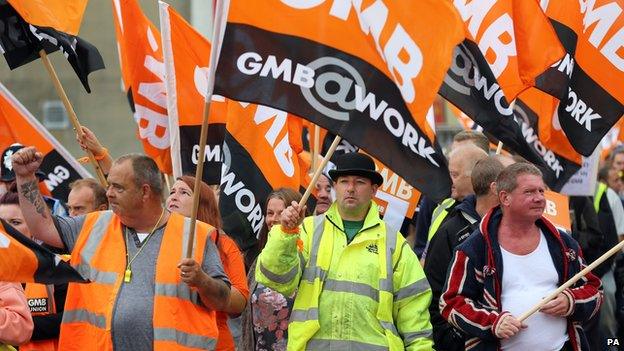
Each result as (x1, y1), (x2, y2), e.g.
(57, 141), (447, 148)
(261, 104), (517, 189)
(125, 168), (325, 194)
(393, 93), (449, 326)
(440, 206), (603, 351)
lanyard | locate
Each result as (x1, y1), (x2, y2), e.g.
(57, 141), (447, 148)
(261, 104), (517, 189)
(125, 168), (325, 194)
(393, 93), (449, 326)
(123, 209), (166, 283)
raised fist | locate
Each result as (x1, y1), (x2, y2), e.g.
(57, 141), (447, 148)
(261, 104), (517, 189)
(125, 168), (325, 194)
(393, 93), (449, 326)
(11, 146), (44, 178)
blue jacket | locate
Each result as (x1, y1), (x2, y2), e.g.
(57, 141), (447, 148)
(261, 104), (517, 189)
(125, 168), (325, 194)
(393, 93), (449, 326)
(440, 206), (603, 351)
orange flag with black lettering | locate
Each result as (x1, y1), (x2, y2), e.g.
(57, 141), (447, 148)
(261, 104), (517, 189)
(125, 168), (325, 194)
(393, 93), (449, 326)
(219, 101), (308, 250)
(159, 2), (227, 184)
(440, 0), (565, 168)
(214, 0), (464, 202)
(0, 220), (86, 284)
(528, 0), (624, 157)
(111, 0), (171, 174)
(7, 0), (87, 35)
(0, 83), (90, 201)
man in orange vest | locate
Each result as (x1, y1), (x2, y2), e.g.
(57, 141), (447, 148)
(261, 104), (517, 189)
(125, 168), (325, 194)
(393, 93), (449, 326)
(11, 147), (231, 351)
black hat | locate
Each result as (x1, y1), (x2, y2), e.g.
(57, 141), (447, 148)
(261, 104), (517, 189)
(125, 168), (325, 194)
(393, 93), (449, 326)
(328, 153), (383, 186)
(1, 144), (45, 182)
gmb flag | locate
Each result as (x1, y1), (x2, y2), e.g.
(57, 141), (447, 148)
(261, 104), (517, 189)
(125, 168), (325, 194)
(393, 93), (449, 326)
(219, 102), (307, 250)
(534, 0), (624, 157)
(0, 0), (104, 93)
(213, 0), (464, 202)
(112, 0), (171, 174)
(0, 82), (90, 202)
(439, 0), (565, 168)
(159, 1), (227, 184)
(0, 220), (86, 285)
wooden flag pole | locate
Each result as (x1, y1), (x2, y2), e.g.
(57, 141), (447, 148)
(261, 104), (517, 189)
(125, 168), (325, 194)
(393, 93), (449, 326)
(38, 50), (108, 187)
(298, 135), (341, 208)
(185, 0), (228, 258)
(496, 141), (503, 154)
(312, 124), (320, 171)
(518, 239), (624, 322)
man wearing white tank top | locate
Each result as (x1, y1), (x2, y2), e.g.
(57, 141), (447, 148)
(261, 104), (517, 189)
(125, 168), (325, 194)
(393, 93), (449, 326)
(441, 163), (603, 351)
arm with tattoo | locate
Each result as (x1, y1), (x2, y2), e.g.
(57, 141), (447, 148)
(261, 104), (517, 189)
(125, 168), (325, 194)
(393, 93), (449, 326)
(12, 148), (64, 248)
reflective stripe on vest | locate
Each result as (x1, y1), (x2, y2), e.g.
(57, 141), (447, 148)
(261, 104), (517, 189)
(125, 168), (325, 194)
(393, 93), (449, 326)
(427, 198), (456, 241)
(306, 339), (389, 351)
(301, 215), (327, 283)
(73, 211), (117, 284)
(154, 328), (217, 350)
(594, 182), (608, 213)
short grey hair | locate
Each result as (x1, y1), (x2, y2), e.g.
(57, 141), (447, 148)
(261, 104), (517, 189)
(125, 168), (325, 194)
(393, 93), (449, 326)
(114, 154), (164, 196)
(496, 162), (543, 194)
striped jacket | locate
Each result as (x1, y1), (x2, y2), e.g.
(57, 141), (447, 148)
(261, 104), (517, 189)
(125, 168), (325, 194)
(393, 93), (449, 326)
(440, 206), (602, 351)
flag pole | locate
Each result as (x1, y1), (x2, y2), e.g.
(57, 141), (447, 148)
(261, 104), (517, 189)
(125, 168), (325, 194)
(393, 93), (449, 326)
(312, 124), (320, 171)
(185, 0), (228, 258)
(38, 50), (108, 187)
(496, 141), (503, 154)
(298, 135), (341, 208)
(518, 239), (624, 322)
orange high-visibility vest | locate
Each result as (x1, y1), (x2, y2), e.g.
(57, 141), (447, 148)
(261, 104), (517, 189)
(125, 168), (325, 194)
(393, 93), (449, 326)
(20, 283), (58, 351)
(58, 211), (219, 351)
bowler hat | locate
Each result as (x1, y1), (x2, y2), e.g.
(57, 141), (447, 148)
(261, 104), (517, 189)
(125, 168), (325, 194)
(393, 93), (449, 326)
(1, 144), (46, 182)
(328, 153), (383, 186)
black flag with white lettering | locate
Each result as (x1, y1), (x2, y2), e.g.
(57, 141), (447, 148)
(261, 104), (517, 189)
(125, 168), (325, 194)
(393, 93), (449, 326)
(0, 1), (104, 93)
(439, 41), (545, 167)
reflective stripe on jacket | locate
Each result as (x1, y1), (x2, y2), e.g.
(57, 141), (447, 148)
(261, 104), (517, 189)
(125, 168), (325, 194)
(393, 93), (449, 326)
(427, 198), (456, 241)
(58, 211), (218, 351)
(256, 202), (433, 350)
(20, 283), (57, 351)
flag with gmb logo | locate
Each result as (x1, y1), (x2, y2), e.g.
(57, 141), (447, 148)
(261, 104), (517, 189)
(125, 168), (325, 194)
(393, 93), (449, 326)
(0, 82), (90, 202)
(111, 0), (171, 174)
(213, 0), (464, 202)
(159, 1), (227, 184)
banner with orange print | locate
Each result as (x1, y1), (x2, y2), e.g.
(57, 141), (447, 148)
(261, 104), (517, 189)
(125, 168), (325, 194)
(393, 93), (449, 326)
(0, 83), (90, 202)
(7, 0), (87, 35)
(160, 2), (227, 184)
(219, 101), (307, 250)
(214, 0), (465, 202)
(111, 0), (171, 174)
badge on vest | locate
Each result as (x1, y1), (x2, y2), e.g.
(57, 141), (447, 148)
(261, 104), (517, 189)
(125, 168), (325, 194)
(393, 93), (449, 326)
(366, 243), (379, 254)
(27, 298), (49, 313)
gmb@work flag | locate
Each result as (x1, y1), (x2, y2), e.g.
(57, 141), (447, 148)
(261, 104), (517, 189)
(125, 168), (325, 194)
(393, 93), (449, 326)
(0, 82), (90, 202)
(112, 0), (171, 174)
(159, 1), (227, 184)
(0, 220), (86, 284)
(219, 101), (307, 250)
(439, 0), (564, 168)
(0, 1), (104, 93)
(213, 0), (464, 202)
(534, 0), (624, 157)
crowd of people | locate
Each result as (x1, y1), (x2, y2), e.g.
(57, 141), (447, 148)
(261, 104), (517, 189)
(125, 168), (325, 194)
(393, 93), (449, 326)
(1, 128), (623, 350)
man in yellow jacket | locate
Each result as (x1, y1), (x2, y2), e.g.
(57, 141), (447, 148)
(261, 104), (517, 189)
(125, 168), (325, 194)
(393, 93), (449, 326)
(256, 153), (433, 350)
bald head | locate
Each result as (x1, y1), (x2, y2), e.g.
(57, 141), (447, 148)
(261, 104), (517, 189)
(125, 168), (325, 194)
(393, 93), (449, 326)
(448, 145), (488, 200)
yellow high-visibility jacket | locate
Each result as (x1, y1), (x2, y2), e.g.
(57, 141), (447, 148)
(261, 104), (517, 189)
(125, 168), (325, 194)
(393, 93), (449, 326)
(256, 202), (433, 350)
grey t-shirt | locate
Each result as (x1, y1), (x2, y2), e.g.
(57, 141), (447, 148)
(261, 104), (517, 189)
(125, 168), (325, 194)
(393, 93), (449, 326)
(55, 214), (230, 351)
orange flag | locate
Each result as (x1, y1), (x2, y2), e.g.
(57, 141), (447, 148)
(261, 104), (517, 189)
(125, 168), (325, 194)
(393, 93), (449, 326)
(214, 0), (464, 202)
(7, 0), (87, 35)
(111, 0), (171, 174)
(219, 101), (307, 249)
(0, 83), (90, 201)
(159, 2), (227, 184)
